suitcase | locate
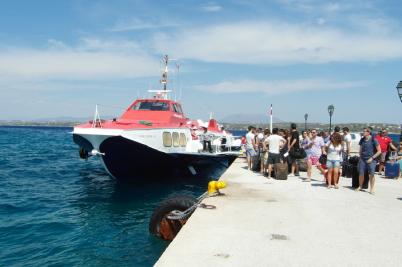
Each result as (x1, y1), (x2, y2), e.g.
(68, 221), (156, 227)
(385, 161), (400, 178)
(341, 161), (352, 177)
(298, 159), (308, 172)
(252, 155), (261, 172)
(274, 163), (288, 180)
(325, 169), (340, 185)
(351, 165), (369, 189)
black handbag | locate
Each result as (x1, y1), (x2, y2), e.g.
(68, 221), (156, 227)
(290, 147), (307, 159)
(319, 154), (327, 165)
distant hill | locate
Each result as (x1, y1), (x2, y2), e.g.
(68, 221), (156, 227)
(220, 113), (286, 124)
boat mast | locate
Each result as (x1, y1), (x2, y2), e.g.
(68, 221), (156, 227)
(160, 55), (168, 91)
(149, 55), (171, 100)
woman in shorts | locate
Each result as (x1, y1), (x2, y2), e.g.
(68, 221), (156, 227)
(303, 129), (325, 182)
(325, 133), (343, 189)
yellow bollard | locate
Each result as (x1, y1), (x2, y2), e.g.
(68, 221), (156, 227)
(208, 181), (227, 196)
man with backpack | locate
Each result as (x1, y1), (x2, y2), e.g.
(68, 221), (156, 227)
(356, 128), (381, 194)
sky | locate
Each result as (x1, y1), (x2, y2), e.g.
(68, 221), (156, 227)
(0, 0), (402, 124)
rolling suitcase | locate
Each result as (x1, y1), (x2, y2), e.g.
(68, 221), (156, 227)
(385, 161), (399, 178)
(274, 163), (288, 180)
(298, 159), (308, 172)
(341, 161), (351, 177)
(351, 166), (369, 189)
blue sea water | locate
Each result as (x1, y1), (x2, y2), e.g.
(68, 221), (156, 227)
(0, 126), (218, 267)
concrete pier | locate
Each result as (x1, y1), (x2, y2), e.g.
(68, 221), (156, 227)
(155, 158), (402, 267)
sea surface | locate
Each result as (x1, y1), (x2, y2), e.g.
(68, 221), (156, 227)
(0, 126), (222, 267)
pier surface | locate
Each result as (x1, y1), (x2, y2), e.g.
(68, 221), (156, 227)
(156, 158), (402, 267)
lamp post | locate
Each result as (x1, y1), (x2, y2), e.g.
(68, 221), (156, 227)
(327, 105), (335, 133)
(304, 113), (308, 130)
(397, 81), (402, 143)
(397, 81), (402, 103)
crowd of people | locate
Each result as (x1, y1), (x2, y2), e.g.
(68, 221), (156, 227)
(243, 123), (402, 195)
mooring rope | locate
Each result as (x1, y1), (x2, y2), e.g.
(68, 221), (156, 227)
(166, 192), (216, 220)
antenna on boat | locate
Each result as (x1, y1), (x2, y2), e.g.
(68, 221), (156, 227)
(92, 104), (102, 128)
(148, 55), (173, 100)
(160, 54), (168, 91)
(176, 62), (181, 100)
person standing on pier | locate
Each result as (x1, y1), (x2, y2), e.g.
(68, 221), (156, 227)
(245, 126), (257, 171)
(356, 128), (381, 194)
(266, 128), (286, 178)
(303, 129), (325, 182)
(325, 133), (343, 189)
(288, 123), (300, 176)
(375, 129), (397, 175)
(342, 127), (352, 157)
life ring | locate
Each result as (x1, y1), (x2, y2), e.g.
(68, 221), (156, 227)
(149, 195), (197, 241)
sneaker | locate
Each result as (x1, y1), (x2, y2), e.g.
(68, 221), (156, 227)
(354, 187), (361, 192)
(295, 172), (300, 176)
(288, 173), (295, 177)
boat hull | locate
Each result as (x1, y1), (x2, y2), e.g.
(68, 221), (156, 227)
(79, 135), (237, 181)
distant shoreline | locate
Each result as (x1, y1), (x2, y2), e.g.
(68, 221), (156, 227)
(0, 121), (400, 134)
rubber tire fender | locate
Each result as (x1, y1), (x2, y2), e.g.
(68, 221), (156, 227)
(149, 195), (197, 239)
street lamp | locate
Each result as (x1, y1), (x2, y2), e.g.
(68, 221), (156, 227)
(304, 113), (308, 130)
(327, 105), (335, 133)
(397, 81), (402, 142)
(397, 81), (402, 103)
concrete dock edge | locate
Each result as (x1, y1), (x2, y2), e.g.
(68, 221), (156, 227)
(155, 158), (402, 267)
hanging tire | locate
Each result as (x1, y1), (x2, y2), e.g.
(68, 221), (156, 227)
(149, 195), (197, 241)
(79, 147), (89, 159)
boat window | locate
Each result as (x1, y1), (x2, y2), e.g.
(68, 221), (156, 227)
(172, 132), (179, 147)
(163, 132), (172, 147)
(172, 104), (183, 114)
(179, 133), (187, 146)
(177, 104), (183, 114)
(132, 101), (169, 111)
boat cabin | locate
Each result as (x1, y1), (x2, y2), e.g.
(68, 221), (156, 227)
(119, 99), (187, 126)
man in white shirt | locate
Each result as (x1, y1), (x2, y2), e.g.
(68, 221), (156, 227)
(245, 126), (257, 170)
(342, 127), (352, 157)
(266, 128), (286, 178)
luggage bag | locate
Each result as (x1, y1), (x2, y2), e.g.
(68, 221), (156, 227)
(274, 163), (288, 180)
(385, 161), (400, 178)
(351, 167), (369, 189)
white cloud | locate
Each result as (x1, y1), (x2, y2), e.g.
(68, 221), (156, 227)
(201, 4), (222, 12)
(193, 79), (367, 94)
(107, 18), (179, 32)
(0, 38), (159, 81)
(153, 21), (402, 64)
(276, 0), (349, 14)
